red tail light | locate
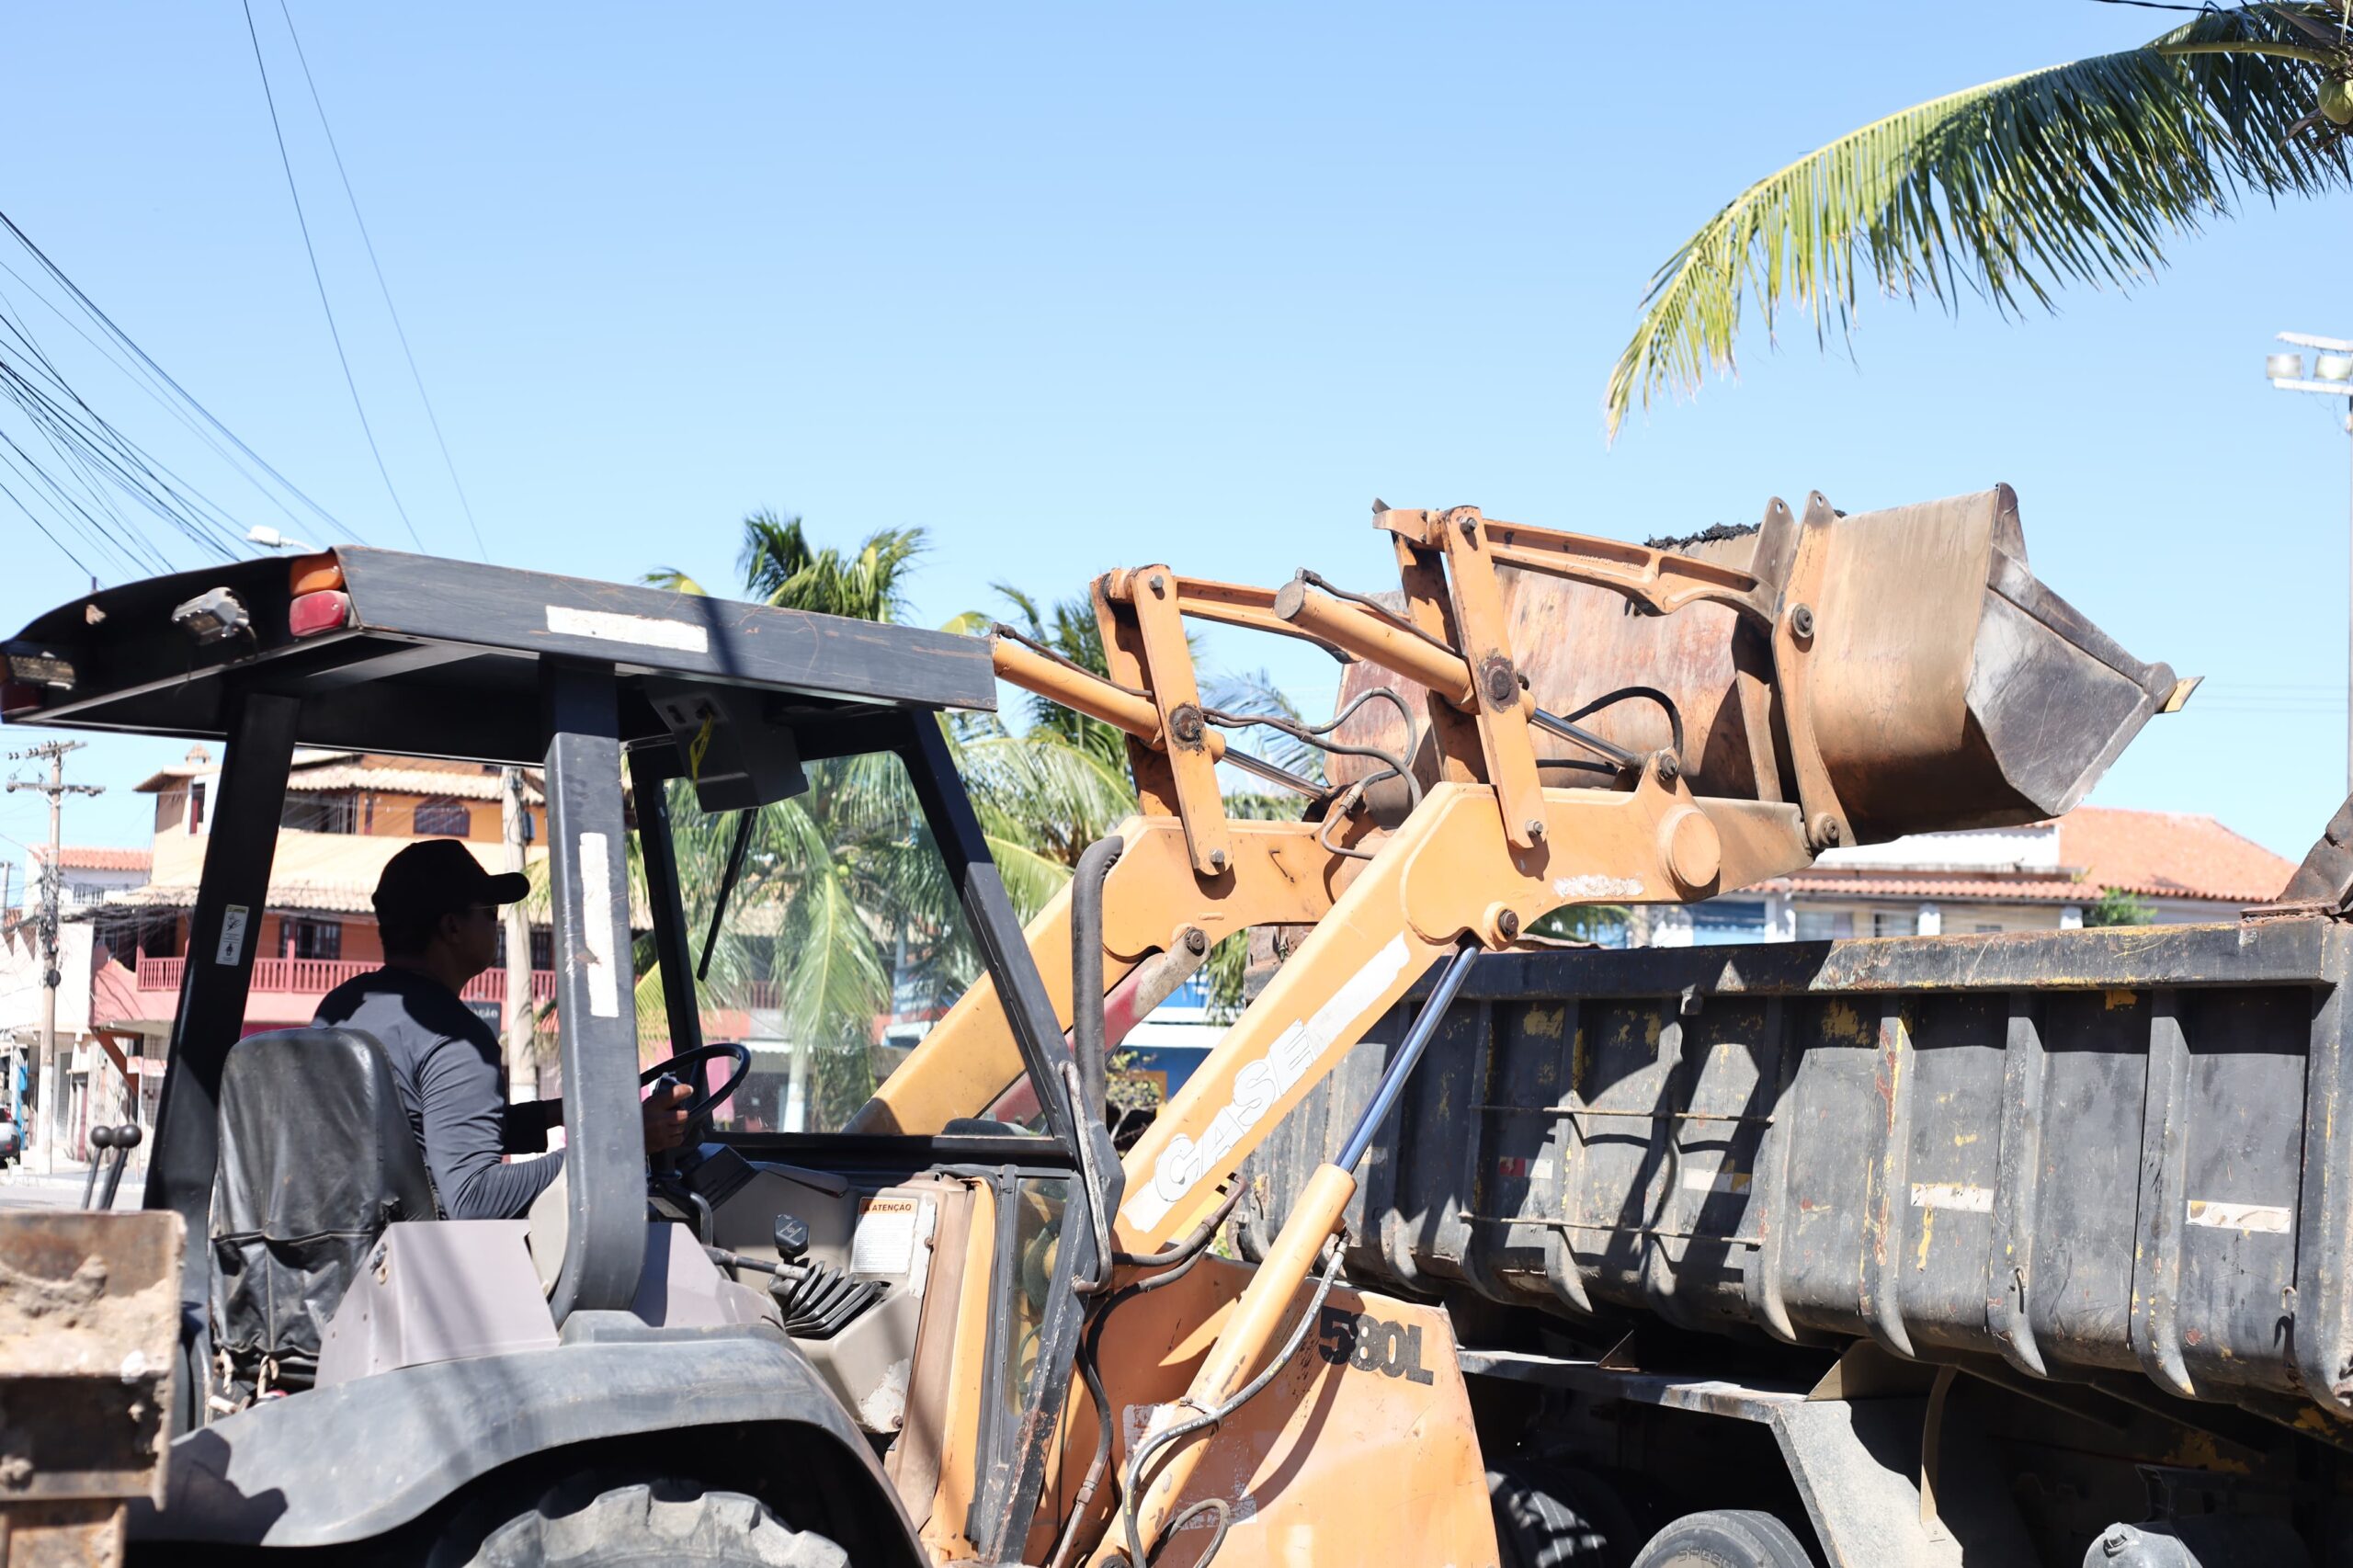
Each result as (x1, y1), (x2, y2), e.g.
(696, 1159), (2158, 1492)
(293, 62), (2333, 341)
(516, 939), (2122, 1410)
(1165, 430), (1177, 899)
(290, 590), (351, 638)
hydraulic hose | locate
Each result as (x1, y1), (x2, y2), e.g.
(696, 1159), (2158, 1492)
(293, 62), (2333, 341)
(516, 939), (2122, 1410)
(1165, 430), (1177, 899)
(1072, 835), (1125, 1124)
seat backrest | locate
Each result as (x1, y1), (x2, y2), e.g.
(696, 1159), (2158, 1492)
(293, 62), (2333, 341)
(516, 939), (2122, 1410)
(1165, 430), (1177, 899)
(210, 1028), (437, 1403)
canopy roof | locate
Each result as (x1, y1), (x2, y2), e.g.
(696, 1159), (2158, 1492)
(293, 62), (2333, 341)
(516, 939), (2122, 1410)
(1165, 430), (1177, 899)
(4, 547), (995, 767)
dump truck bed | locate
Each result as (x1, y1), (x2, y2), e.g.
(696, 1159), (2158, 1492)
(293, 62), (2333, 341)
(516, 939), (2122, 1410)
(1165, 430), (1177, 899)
(1237, 917), (2353, 1428)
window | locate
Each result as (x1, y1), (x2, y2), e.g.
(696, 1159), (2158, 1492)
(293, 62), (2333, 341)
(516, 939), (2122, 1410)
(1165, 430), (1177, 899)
(414, 797), (471, 836)
(493, 926), (555, 971)
(1689, 901), (1767, 947)
(284, 918), (342, 961)
(1973, 923), (2004, 935)
(1871, 910), (1915, 938)
(188, 781), (205, 835)
(281, 792), (358, 833)
(1795, 910), (1853, 940)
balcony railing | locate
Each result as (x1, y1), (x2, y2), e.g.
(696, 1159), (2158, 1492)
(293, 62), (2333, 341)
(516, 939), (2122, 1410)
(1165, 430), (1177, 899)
(135, 955), (556, 1005)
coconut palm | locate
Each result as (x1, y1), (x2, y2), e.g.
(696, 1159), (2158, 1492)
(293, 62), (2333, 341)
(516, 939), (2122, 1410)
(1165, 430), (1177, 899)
(648, 508), (922, 621)
(642, 514), (1132, 1127)
(1604, 4), (2353, 437)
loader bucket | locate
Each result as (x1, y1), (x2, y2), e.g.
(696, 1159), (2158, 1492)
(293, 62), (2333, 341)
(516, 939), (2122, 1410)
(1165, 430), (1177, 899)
(1335, 485), (2180, 846)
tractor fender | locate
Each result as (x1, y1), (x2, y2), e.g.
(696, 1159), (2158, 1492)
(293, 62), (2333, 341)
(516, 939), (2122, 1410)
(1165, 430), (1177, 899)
(129, 1326), (918, 1554)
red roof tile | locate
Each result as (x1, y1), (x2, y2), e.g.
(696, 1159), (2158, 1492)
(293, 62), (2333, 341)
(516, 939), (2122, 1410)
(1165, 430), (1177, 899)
(2054, 807), (2295, 904)
(31, 846), (152, 872)
(1745, 807), (2298, 908)
(1763, 871), (2107, 903)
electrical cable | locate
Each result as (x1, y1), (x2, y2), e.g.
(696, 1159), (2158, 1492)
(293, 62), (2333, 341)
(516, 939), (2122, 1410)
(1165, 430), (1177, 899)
(239, 0), (426, 550)
(0, 470), (98, 578)
(0, 360), (235, 562)
(0, 292), (285, 556)
(275, 0), (487, 562)
(0, 256), (315, 537)
(0, 208), (357, 545)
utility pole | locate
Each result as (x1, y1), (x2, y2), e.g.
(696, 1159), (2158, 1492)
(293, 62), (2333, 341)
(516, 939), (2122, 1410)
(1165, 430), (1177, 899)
(6, 740), (101, 1174)
(2267, 333), (2353, 790)
(500, 767), (537, 1103)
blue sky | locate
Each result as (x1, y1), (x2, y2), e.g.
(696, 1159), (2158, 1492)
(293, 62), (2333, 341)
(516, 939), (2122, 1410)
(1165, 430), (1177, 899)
(3, 2), (2348, 870)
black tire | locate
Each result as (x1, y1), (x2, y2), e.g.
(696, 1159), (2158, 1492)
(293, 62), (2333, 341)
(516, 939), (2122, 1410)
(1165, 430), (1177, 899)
(1631, 1508), (1819, 1568)
(1489, 1458), (1639, 1567)
(461, 1477), (848, 1567)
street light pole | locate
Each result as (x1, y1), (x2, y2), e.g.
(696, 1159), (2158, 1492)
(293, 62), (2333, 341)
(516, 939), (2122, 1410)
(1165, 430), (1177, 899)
(2268, 332), (2353, 792)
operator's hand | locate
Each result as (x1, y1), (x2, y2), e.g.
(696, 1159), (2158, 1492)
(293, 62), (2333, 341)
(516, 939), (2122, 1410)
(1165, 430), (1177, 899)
(642, 1079), (693, 1153)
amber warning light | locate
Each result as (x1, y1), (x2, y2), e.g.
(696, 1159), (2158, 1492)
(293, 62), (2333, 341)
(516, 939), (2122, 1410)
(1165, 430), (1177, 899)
(288, 551), (350, 638)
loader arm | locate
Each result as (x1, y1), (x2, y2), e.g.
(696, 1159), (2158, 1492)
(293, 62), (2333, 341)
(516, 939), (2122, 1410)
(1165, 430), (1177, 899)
(1111, 772), (1804, 1252)
(847, 815), (1366, 1136)
(883, 486), (2177, 1568)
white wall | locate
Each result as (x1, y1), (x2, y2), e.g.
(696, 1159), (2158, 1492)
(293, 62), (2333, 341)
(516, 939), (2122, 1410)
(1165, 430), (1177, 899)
(1813, 822), (2062, 872)
(0, 920), (96, 1035)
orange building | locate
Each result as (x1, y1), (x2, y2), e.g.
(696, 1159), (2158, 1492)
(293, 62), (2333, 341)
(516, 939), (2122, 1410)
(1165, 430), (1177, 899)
(86, 747), (554, 1045)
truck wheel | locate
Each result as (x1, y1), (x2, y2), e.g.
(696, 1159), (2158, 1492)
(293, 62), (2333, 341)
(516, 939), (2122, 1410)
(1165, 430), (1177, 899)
(1489, 1458), (1638, 1566)
(463, 1477), (848, 1567)
(1631, 1509), (1818, 1568)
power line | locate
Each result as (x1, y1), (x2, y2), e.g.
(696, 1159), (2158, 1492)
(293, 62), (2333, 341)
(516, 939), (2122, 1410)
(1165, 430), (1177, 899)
(0, 209), (359, 547)
(276, 0), (488, 562)
(239, 0), (425, 551)
(0, 255), (324, 542)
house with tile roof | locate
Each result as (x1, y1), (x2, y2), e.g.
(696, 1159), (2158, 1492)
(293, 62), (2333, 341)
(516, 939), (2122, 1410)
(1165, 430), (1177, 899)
(85, 745), (557, 1041)
(6, 845), (152, 914)
(0, 748), (566, 1162)
(1635, 806), (2298, 947)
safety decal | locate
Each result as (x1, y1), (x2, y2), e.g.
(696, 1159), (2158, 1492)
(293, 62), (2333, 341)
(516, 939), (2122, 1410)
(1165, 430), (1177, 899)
(1121, 934), (1412, 1233)
(546, 604), (710, 654)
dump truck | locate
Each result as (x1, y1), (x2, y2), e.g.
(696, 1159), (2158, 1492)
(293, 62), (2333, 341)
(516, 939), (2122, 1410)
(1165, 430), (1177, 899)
(0, 482), (2217, 1568)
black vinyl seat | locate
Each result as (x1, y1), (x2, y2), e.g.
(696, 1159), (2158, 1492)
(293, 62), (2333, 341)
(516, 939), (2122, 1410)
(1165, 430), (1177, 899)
(209, 1028), (437, 1405)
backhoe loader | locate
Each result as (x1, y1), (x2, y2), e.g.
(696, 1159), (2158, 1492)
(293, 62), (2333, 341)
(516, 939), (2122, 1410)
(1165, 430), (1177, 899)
(0, 483), (2176, 1566)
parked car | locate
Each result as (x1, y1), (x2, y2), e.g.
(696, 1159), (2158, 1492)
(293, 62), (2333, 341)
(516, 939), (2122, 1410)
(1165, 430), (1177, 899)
(0, 1112), (18, 1167)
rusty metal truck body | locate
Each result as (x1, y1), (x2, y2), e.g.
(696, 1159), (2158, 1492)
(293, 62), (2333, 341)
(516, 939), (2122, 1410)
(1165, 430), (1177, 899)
(1239, 912), (2353, 1563)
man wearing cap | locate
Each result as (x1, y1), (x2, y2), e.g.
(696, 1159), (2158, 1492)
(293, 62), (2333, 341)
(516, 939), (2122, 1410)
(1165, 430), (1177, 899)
(315, 838), (691, 1221)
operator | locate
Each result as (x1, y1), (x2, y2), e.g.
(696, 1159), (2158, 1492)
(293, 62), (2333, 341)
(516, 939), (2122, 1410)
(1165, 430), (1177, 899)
(314, 837), (691, 1221)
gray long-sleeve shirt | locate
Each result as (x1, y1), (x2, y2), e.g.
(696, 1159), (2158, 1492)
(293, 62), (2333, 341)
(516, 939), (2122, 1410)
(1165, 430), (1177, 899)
(314, 968), (563, 1221)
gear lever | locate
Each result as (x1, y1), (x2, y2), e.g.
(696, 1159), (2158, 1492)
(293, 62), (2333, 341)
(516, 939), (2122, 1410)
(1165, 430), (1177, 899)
(98, 1124), (140, 1209)
(80, 1125), (117, 1209)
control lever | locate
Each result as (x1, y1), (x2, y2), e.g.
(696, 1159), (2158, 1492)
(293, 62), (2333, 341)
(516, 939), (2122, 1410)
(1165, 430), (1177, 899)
(774, 1213), (810, 1264)
(79, 1124), (140, 1210)
(80, 1125), (118, 1210)
(761, 1211), (883, 1339)
(98, 1124), (140, 1210)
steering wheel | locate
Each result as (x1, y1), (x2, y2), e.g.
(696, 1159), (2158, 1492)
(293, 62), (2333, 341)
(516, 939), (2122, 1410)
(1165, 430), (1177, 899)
(639, 1041), (753, 1131)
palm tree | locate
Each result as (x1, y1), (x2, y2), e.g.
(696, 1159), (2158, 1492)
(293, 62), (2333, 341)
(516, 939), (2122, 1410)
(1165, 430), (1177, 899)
(642, 514), (1131, 1128)
(1604, 5), (2353, 437)
(648, 508), (923, 621)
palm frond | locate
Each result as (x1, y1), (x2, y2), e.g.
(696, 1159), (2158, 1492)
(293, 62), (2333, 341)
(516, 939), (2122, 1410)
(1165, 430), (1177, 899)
(642, 568), (710, 597)
(1604, 4), (2352, 437)
(938, 608), (993, 639)
(983, 832), (1078, 921)
(767, 838), (892, 1053)
(1202, 668), (1328, 786)
(961, 727), (1135, 868)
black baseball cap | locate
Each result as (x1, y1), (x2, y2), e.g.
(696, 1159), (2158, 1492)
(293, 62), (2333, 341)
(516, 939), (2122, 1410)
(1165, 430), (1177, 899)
(373, 838), (529, 930)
